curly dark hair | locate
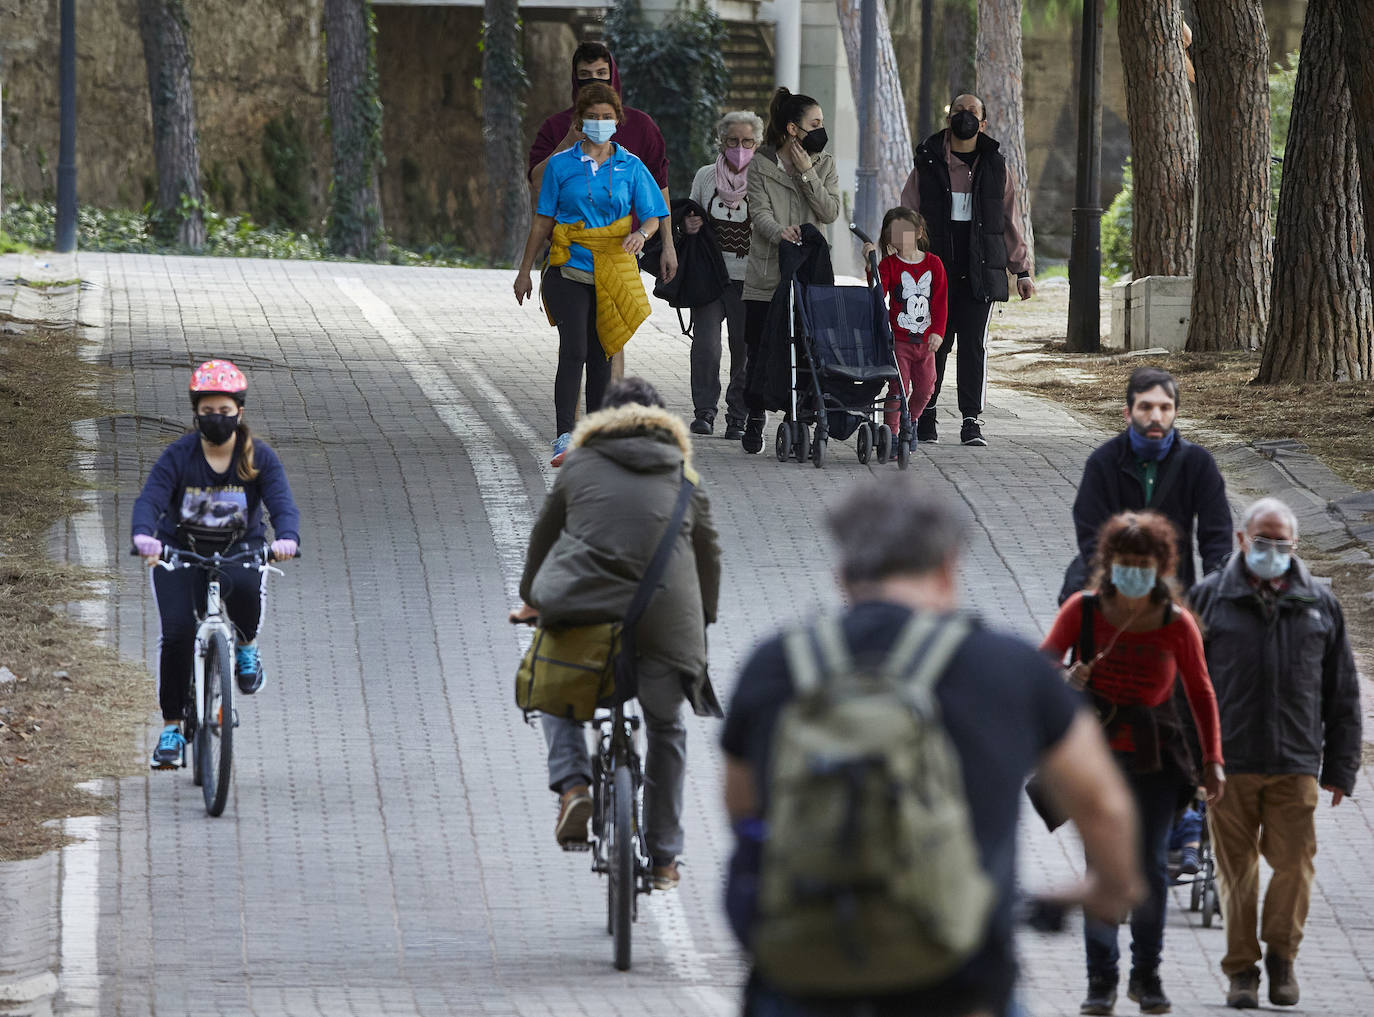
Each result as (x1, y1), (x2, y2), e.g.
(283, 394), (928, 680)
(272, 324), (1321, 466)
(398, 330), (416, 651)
(1088, 510), (1181, 604)
(575, 82), (623, 128)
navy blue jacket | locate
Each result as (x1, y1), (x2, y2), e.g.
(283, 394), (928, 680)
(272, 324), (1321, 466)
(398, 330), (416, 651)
(1072, 430), (1232, 591)
(1190, 555), (1362, 794)
(131, 432), (301, 548)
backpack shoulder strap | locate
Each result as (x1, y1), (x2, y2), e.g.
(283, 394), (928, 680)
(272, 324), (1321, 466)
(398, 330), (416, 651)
(782, 615), (853, 696)
(878, 612), (941, 685)
(905, 615), (973, 701)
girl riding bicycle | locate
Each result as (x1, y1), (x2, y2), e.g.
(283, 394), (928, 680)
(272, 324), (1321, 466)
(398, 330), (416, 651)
(131, 360), (301, 769)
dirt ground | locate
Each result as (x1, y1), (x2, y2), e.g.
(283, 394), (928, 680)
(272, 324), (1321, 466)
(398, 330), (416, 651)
(0, 324), (145, 860)
(990, 278), (1374, 681)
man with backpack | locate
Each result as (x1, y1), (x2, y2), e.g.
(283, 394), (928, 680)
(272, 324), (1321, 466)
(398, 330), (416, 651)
(721, 478), (1144, 1017)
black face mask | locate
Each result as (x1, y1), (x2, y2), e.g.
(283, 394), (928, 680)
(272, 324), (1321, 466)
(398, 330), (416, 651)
(798, 126), (828, 155)
(576, 75), (608, 89)
(950, 110), (981, 141)
(196, 412), (239, 446)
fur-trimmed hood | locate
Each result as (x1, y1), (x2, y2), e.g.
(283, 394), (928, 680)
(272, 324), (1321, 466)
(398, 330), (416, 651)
(570, 403), (693, 471)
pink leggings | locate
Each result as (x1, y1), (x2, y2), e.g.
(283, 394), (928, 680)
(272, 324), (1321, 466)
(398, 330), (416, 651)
(885, 341), (936, 434)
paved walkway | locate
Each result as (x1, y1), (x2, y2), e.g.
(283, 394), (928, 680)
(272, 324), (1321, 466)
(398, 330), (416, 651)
(27, 254), (1374, 1015)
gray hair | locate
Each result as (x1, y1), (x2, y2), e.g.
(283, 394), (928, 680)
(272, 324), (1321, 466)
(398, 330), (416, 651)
(717, 110), (765, 149)
(827, 478), (971, 584)
(1242, 497), (1299, 540)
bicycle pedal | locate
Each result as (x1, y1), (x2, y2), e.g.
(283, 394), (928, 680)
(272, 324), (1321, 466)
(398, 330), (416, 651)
(561, 840), (592, 853)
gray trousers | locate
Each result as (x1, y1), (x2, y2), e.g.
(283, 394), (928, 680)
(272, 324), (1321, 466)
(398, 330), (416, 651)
(543, 656), (687, 860)
(690, 279), (747, 425)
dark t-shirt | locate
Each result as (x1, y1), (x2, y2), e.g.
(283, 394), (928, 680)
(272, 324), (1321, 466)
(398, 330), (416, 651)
(721, 601), (1081, 1016)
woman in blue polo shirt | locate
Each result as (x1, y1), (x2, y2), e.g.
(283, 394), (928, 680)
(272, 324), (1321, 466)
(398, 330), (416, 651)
(513, 81), (669, 466)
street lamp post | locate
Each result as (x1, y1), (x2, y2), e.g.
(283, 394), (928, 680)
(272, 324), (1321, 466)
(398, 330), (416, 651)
(56, 0), (77, 253)
(854, 0), (879, 243)
(1067, 0), (1103, 352)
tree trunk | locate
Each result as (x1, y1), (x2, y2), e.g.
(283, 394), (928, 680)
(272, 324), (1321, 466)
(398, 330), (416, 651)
(1337, 0), (1374, 294)
(836, 0), (914, 215)
(482, 0), (529, 265)
(324, 0), (384, 259)
(1186, 0), (1270, 351)
(136, 0), (205, 250)
(1118, 0), (1195, 277)
(976, 0), (1034, 271)
(1259, 0), (1372, 383)
(943, 0), (976, 126)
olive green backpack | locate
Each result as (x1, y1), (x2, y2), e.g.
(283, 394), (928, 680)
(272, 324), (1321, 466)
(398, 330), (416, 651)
(753, 611), (996, 994)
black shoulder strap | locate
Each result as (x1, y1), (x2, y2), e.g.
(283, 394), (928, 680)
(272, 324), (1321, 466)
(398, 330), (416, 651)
(622, 467), (696, 633)
(1078, 593), (1097, 663)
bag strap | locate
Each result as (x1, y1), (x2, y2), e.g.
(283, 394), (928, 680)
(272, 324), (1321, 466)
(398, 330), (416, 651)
(1078, 593), (1097, 662)
(676, 306), (694, 337)
(622, 466), (696, 634)
(904, 615), (972, 701)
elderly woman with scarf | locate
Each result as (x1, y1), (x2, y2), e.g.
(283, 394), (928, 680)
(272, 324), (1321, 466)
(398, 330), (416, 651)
(515, 82), (670, 467)
(681, 110), (764, 439)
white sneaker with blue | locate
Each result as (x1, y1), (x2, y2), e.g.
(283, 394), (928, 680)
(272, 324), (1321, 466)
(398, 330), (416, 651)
(236, 642), (264, 694)
(550, 432), (573, 467)
(151, 724), (185, 769)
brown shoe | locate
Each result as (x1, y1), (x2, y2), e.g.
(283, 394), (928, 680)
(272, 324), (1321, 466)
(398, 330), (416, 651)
(554, 786), (592, 845)
(1265, 952), (1299, 1006)
(651, 861), (681, 891)
(1226, 967), (1260, 1008)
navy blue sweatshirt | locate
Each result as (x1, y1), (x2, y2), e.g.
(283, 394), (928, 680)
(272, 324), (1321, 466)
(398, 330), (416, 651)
(131, 432), (302, 547)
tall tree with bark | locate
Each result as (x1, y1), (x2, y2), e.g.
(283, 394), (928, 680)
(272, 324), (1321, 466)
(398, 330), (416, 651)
(1117, 0), (1195, 277)
(944, 0), (976, 119)
(1259, 0), (1372, 383)
(1186, 0), (1270, 351)
(835, 0), (914, 215)
(975, 0), (1034, 271)
(1337, 0), (1374, 290)
(481, 0), (529, 265)
(137, 0), (206, 249)
(324, 0), (384, 259)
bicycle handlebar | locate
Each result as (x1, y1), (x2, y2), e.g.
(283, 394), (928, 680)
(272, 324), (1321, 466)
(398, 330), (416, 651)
(129, 544), (297, 570)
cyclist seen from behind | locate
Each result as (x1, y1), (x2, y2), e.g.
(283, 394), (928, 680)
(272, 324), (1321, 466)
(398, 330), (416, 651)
(510, 377), (722, 890)
(131, 360), (301, 769)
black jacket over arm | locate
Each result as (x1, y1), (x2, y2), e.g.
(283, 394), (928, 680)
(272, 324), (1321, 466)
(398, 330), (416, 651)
(1072, 431), (1233, 590)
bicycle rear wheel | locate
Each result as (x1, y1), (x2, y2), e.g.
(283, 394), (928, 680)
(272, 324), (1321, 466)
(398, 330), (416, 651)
(608, 763), (634, 970)
(199, 630), (234, 816)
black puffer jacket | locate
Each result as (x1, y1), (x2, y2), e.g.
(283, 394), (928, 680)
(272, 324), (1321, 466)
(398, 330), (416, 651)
(1188, 554), (1362, 795)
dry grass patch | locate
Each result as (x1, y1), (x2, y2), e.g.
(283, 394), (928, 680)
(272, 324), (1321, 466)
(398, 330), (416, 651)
(0, 326), (145, 861)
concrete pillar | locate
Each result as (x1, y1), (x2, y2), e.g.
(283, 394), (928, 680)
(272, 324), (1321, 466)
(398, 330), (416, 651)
(800, 0), (858, 277)
(771, 0), (802, 90)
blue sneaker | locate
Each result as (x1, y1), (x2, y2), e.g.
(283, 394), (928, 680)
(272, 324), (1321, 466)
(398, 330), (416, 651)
(151, 724), (185, 769)
(236, 642), (264, 694)
(550, 432), (572, 467)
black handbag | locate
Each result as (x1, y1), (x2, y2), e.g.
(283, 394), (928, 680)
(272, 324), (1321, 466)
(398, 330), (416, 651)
(639, 198), (732, 334)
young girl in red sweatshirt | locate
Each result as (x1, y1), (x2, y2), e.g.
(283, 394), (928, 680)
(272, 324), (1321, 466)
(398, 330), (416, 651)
(863, 207), (947, 447)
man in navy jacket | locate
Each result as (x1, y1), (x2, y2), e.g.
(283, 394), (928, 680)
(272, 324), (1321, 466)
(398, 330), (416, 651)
(1064, 367), (1233, 599)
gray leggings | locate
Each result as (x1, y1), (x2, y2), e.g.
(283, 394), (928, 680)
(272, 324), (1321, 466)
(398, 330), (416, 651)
(690, 279), (747, 424)
(543, 267), (612, 436)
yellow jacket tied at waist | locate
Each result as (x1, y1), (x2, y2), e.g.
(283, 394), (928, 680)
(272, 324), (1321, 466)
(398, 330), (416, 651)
(548, 216), (650, 358)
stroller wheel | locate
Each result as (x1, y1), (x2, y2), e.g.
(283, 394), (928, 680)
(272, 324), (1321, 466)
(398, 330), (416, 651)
(812, 435), (826, 469)
(856, 423), (872, 464)
(794, 423), (810, 466)
(897, 438), (911, 470)
(775, 422), (792, 463)
(876, 424), (892, 464)
(1190, 870), (1203, 911)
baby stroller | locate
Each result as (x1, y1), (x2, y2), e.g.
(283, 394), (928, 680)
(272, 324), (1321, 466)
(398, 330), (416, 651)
(1169, 794), (1222, 927)
(773, 224), (913, 470)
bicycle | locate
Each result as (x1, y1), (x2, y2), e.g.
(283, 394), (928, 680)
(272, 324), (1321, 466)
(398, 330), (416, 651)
(140, 544), (283, 816)
(587, 699), (652, 971)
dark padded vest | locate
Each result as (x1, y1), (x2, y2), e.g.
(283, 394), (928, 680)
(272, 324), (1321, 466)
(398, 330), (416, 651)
(914, 131), (1010, 303)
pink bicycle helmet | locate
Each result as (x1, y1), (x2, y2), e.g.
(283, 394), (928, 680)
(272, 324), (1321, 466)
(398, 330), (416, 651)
(189, 359), (248, 407)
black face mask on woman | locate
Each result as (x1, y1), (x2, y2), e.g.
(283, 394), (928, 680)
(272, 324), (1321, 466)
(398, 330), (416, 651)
(196, 412), (239, 446)
(798, 126), (829, 155)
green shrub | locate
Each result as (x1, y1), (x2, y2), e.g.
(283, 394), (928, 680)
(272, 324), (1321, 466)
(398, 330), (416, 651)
(1101, 159), (1132, 279)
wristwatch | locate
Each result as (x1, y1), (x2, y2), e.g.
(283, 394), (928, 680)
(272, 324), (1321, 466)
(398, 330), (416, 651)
(636, 228), (650, 241)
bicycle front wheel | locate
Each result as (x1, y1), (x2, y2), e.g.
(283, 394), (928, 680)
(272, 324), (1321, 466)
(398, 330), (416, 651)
(199, 630), (234, 816)
(609, 763), (634, 971)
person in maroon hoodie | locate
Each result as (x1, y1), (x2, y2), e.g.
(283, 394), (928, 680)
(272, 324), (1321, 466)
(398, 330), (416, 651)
(528, 42), (676, 283)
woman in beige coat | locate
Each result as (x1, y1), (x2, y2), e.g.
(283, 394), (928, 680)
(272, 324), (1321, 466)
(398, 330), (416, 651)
(738, 87), (841, 453)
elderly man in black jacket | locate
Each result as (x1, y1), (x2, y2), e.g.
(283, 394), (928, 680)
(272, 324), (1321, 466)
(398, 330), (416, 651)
(1064, 367), (1233, 601)
(1189, 497), (1362, 1010)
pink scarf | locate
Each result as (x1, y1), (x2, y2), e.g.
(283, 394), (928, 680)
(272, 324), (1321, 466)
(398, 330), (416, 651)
(714, 153), (750, 209)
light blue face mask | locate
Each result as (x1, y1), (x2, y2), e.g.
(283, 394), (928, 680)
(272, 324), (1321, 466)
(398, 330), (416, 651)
(581, 118), (618, 144)
(1111, 563), (1157, 599)
(1245, 545), (1291, 581)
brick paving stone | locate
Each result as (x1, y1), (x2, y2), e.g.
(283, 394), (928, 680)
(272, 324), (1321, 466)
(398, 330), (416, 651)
(69, 253), (1373, 1016)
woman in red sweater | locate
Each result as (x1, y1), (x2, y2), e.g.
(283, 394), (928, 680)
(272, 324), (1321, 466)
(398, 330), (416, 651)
(1041, 510), (1225, 1015)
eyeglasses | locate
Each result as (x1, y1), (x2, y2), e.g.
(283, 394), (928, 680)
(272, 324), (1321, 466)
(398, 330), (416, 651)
(1251, 536), (1295, 554)
(723, 138), (757, 149)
